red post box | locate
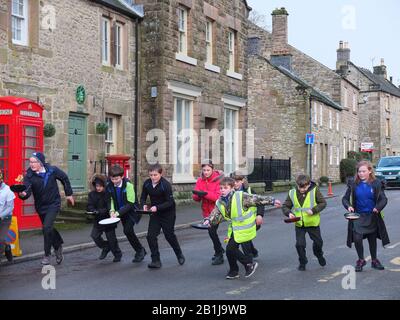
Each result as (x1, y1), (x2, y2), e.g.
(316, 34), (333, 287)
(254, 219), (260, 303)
(0, 96), (44, 230)
(105, 154), (131, 178)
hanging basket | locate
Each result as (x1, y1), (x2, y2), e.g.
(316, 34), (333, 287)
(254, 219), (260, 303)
(96, 122), (109, 134)
(43, 123), (56, 137)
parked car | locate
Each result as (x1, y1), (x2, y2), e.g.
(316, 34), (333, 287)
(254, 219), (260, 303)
(375, 156), (400, 187)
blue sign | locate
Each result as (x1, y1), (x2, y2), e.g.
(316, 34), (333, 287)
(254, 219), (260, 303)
(305, 133), (315, 145)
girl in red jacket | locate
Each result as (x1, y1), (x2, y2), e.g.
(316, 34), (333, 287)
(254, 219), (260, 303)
(193, 160), (224, 265)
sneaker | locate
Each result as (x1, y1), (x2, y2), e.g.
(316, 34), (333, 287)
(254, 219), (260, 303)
(99, 247), (110, 260)
(245, 262), (258, 278)
(55, 245), (64, 265)
(211, 249), (225, 261)
(4, 244), (13, 262)
(298, 264), (306, 271)
(177, 254), (185, 265)
(226, 271), (240, 280)
(148, 260), (162, 269)
(355, 259), (366, 272)
(317, 256), (326, 267)
(211, 254), (224, 265)
(132, 247), (146, 263)
(113, 253), (122, 263)
(371, 259), (385, 270)
(41, 255), (51, 265)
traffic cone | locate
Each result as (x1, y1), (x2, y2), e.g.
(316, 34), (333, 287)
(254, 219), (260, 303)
(327, 181), (334, 197)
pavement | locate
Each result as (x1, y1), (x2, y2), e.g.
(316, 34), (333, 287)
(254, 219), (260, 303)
(2, 184), (345, 265)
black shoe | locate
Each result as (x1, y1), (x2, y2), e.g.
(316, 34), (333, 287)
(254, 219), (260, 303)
(226, 270), (240, 279)
(55, 245), (64, 265)
(371, 259), (385, 270)
(99, 247), (110, 260)
(317, 256), (326, 267)
(298, 264), (306, 271)
(212, 254), (224, 265)
(148, 260), (162, 269)
(211, 249), (225, 261)
(4, 245), (13, 262)
(245, 262), (258, 278)
(252, 250), (259, 259)
(177, 254), (185, 265)
(113, 253), (122, 262)
(132, 248), (146, 263)
(355, 259), (366, 272)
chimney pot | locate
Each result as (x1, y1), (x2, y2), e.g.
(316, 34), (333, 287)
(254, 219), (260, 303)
(381, 58), (385, 66)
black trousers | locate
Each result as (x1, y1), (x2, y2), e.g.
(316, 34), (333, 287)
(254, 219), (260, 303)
(91, 224), (121, 256)
(208, 223), (224, 256)
(39, 211), (63, 256)
(226, 235), (253, 273)
(147, 212), (182, 261)
(353, 231), (378, 260)
(121, 215), (144, 253)
(295, 226), (324, 265)
(247, 224), (261, 256)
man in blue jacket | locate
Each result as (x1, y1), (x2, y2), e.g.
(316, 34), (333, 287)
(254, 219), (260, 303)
(19, 152), (74, 265)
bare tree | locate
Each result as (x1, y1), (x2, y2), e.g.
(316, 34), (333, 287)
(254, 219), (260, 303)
(248, 10), (270, 31)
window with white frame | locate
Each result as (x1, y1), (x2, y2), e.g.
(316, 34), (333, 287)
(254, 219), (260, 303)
(313, 101), (318, 125)
(329, 110), (332, 129)
(336, 113), (340, 131)
(336, 146), (340, 165)
(329, 145), (333, 165)
(11, 0), (28, 46)
(115, 23), (123, 69)
(174, 97), (193, 177)
(348, 138), (352, 152)
(344, 87), (348, 108)
(228, 30), (236, 72)
(101, 17), (111, 65)
(353, 140), (357, 152)
(352, 92), (357, 112)
(313, 143), (317, 165)
(105, 115), (118, 155)
(319, 104), (323, 127)
(386, 119), (391, 137)
(205, 19), (214, 64)
(178, 7), (188, 55)
(343, 137), (347, 158)
(224, 107), (238, 174)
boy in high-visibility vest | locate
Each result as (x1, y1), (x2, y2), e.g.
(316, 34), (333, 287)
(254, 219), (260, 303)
(0, 169), (15, 264)
(205, 177), (281, 280)
(282, 174), (327, 271)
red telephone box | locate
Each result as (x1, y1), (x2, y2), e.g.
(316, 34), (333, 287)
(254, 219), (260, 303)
(0, 96), (44, 230)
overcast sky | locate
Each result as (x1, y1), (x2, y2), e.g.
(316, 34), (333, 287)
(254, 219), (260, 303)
(248, 0), (400, 86)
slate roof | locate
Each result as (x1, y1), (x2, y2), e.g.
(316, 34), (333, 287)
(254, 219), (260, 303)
(91, 0), (144, 18)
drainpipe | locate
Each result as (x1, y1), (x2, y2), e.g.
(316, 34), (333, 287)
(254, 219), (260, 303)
(309, 94), (313, 180)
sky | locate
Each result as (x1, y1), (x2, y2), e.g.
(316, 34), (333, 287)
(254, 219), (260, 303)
(248, 0), (400, 86)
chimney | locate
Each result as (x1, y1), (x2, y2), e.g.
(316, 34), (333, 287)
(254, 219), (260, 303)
(373, 58), (387, 79)
(336, 41), (351, 74)
(390, 76), (393, 83)
(270, 7), (292, 70)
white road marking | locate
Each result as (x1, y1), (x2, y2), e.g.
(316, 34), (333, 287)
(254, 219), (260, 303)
(225, 281), (260, 295)
(390, 257), (400, 265)
(387, 242), (400, 249)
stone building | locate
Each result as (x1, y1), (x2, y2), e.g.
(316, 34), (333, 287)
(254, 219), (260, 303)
(247, 8), (359, 182)
(336, 41), (400, 162)
(0, 0), (143, 192)
(136, 0), (251, 191)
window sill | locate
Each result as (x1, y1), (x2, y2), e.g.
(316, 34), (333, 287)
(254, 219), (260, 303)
(172, 174), (196, 184)
(175, 53), (197, 66)
(226, 70), (243, 80)
(205, 63), (220, 74)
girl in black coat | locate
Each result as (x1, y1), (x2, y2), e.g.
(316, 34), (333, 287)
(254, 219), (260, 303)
(342, 161), (390, 272)
(87, 174), (122, 262)
(140, 164), (184, 268)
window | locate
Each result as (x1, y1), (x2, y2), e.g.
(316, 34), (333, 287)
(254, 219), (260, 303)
(343, 87), (348, 108)
(352, 93), (357, 112)
(336, 146), (340, 165)
(343, 137), (347, 159)
(115, 23), (123, 69)
(205, 20), (213, 64)
(353, 140), (357, 152)
(319, 104), (323, 127)
(102, 18), (111, 65)
(386, 119), (391, 137)
(329, 145), (333, 165)
(11, 0), (28, 46)
(329, 110), (332, 129)
(313, 102), (318, 125)
(178, 7), (188, 55)
(228, 30), (236, 72)
(336, 113), (340, 131)
(348, 138), (352, 152)
(224, 107), (238, 174)
(313, 143), (317, 166)
(105, 115), (118, 155)
(174, 97), (193, 177)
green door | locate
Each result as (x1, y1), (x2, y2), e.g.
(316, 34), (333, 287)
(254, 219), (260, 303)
(68, 114), (87, 191)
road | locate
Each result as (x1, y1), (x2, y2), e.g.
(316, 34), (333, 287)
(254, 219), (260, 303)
(1, 189), (400, 300)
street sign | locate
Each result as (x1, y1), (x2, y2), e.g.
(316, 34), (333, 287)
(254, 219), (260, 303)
(361, 142), (374, 152)
(305, 133), (315, 145)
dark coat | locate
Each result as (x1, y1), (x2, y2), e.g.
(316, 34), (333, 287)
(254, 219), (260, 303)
(342, 178), (390, 248)
(87, 190), (115, 230)
(140, 177), (175, 215)
(19, 164), (73, 215)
